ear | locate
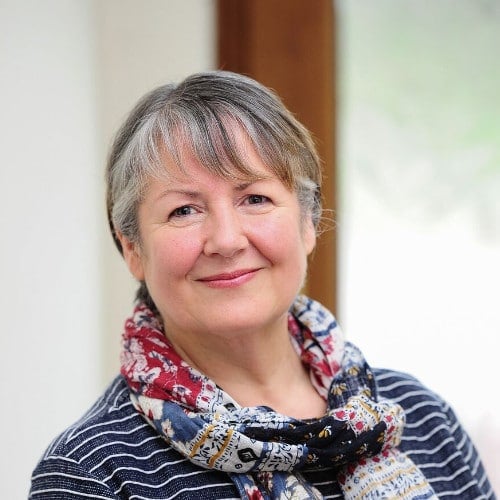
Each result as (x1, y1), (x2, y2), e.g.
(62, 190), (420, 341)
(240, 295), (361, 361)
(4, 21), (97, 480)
(303, 216), (317, 256)
(116, 231), (145, 281)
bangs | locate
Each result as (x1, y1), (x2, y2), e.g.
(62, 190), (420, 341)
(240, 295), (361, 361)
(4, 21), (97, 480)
(141, 103), (295, 189)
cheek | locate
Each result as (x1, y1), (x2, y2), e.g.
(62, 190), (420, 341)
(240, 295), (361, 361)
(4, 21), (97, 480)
(250, 215), (307, 263)
(144, 232), (201, 282)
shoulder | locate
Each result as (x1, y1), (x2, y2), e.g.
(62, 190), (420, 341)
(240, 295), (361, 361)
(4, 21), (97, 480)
(30, 376), (238, 499)
(373, 368), (495, 498)
(373, 367), (458, 446)
(373, 367), (445, 407)
(38, 375), (148, 461)
(373, 368), (453, 445)
(30, 376), (158, 498)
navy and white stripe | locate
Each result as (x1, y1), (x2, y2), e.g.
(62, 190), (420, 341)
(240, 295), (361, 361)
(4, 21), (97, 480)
(30, 371), (495, 499)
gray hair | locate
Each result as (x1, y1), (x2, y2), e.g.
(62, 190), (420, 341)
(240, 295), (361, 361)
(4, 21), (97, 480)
(105, 71), (323, 306)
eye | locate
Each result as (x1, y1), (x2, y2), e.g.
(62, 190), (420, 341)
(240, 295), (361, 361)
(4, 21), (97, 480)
(169, 205), (195, 219)
(246, 194), (270, 205)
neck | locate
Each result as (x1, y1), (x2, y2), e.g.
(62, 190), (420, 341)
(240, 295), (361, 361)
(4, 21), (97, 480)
(166, 318), (327, 419)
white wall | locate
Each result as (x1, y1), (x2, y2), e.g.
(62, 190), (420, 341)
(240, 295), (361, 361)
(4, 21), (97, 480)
(0, 1), (215, 498)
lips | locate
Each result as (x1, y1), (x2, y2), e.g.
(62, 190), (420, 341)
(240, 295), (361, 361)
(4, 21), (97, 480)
(197, 269), (259, 288)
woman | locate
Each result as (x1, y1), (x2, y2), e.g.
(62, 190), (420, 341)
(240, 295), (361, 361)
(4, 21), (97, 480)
(30, 71), (494, 499)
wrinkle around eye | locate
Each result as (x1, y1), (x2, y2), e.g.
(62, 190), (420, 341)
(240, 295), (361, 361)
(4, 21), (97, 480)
(240, 194), (276, 215)
(170, 205), (196, 218)
(248, 194), (271, 205)
(166, 205), (204, 226)
(246, 194), (270, 205)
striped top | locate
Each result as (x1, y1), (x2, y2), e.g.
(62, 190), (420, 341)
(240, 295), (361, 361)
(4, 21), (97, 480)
(30, 370), (495, 499)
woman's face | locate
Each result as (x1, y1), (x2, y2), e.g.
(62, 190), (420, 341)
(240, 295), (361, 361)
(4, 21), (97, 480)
(119, 133), (316, 346)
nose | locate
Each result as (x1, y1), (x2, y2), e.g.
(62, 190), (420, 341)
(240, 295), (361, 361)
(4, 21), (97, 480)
(203, 207), (248, 258)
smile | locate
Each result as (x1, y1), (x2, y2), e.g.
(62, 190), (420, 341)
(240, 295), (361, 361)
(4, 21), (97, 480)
(197, 269), (259, 288)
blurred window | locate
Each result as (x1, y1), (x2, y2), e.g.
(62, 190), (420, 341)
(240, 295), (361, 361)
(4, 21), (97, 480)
(336, 0), (500, 487)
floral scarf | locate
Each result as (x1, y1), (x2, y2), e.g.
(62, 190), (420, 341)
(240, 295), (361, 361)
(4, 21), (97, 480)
(121, 295), (437, 499)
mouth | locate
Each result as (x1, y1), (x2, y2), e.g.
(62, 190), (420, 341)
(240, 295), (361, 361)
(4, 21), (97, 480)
(197, 269), (260, 288)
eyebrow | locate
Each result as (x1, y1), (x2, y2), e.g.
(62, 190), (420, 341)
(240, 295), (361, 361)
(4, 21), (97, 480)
(154, 179), (272, 202)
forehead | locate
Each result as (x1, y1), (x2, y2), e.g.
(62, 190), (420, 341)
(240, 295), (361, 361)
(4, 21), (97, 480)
(154, 126), (273, 185)
(141, 147), (286, 209)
